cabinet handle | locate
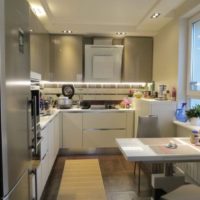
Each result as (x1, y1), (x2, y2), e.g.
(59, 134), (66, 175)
(83, 128), (126, 131)
(42, 152), (47, 160)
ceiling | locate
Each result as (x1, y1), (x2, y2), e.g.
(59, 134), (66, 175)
(27, 0), (187, 36)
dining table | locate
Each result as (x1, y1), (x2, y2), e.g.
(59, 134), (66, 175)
(116, 137), (200, 199)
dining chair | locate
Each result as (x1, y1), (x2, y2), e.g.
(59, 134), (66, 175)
(134, 115), (160, 193)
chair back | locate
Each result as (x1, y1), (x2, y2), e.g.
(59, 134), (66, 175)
(137, 115), (160, 138)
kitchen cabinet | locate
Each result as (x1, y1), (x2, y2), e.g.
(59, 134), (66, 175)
(62, 111), (134, 149)
(82, 111), (134, 148)
(36, 163), (42, 200)
(41, 150), (49, 192)
(30, 34), (50, 80)
(123, 37), (153, 82)
(48, 119), (55, 170)
(62, 112), (83, 148)
(29, 10), (50, 80)
(53, 114), (60, 158)
(50, 35), (83, 81)
(134, 99), (177, 137)
(32, 162), (42, 200)
(36, 113), (60, 199)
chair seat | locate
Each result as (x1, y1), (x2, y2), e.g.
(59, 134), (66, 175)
(162, 184), (200, 200)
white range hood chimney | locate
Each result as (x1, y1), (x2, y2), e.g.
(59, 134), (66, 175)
(84, 39), (123, 82)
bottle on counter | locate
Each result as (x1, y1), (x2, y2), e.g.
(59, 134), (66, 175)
(171, 87), (176, 101)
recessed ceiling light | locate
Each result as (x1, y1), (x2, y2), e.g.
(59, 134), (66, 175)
(151, 12), (160, 19)
(63, 30), (72, 34)
(116, 32), (126, 36)
(29, 29), (33, 32)
(31, 5), (46, 17)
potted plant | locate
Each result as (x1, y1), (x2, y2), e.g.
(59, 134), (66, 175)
(186, 104), (200, 126)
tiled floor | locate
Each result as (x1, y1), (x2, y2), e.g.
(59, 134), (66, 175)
(42, 154), (151, 200)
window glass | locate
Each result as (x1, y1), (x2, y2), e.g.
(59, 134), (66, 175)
(190, 20), (200, 91)
(190, 99), (200, 108)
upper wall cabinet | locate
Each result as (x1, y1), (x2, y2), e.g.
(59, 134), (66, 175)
(123, 37), (153, 82)
(29, 10), (50, 80)
(50, 35), (83, 81)
(30, 34), (50, 80)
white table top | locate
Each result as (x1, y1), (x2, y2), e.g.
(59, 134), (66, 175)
(116, 138), (200, 162)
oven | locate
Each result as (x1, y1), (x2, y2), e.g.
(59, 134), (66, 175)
(31, 85), (41, 158)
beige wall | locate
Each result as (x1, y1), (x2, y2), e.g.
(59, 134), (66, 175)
(153, 19), (179, 91)
(153, 0), (200, 102)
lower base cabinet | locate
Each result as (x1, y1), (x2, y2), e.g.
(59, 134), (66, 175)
(62, 113), (82, 148)
(83, 129), (127, 148)
(62, 111), (134, 149)
(35, 113), (60, 200)
(41, 152), (50, 191)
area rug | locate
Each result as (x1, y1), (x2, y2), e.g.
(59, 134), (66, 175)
(57, 159), (107, 200)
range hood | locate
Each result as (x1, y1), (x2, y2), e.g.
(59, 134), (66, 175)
(84, 39), (123, 82)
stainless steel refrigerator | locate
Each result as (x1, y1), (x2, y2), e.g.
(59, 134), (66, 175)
(0, 0), (32, 199)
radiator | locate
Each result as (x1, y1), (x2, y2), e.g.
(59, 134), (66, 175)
(176, 162), (200, 184)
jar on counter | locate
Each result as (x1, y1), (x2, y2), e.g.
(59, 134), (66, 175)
(190, 130), (199, 144)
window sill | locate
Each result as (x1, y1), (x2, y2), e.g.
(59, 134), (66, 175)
(173, 120), (200, 132)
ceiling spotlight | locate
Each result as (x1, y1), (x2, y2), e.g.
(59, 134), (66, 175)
(63, 30), (72, 34)
(116, 32), (126, 36)
(31, 5), (46, 17)
(151, 12), (160, 19)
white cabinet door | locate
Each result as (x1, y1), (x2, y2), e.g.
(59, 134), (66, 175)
(48, 120), (55, 170)
(83, 112), (127, 148)
(83, 112), (126, 129)
(40, 127), (48, 160)
(83, 129), (126, 148)
(54, 114), (60, 158)
(36, 163), (42, 200)
(63, 113), (82, 148)
(41, 152), (49, 191)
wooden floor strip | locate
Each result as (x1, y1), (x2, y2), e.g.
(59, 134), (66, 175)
(57, 159), (107, 200)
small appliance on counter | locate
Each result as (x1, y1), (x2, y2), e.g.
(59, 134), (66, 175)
(58, 96), (73, 109)
(58, 85), (75, 109)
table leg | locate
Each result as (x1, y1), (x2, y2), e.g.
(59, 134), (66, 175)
(138, 162), (141, 194)
(164, 163), (173, 176)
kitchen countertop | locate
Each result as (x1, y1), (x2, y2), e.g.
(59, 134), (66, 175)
(40, 107), (134, 129)
(40, 109), (60, 129)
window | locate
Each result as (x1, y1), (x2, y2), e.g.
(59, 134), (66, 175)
(188, 13), (200, 107)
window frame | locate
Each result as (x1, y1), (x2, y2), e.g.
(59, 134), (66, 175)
(187, 12), (200, 106)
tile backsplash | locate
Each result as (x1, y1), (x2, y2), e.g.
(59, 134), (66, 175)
(41, 82), (146, 101)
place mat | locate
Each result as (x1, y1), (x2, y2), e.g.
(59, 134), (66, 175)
(139, 138), (183, 146)
(57, 159), (107, 200)
(151, 145), (200, 155)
